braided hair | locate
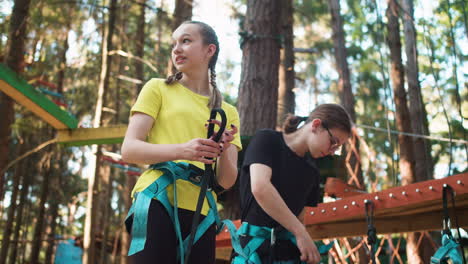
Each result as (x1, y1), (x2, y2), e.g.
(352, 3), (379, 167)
(282, 104), (352, 134)
(165, 21), (222, 108)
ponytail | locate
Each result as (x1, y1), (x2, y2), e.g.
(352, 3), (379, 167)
(282, 104), (352, 135)
(283, 114), (309, 134)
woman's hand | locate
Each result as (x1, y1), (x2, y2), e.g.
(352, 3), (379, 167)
(180, 138), (222, 164)
(206, 119), (238, 152)
(294, 230), (321, 264)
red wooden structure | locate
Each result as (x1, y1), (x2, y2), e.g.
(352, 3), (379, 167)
(215, 173), (468, 260)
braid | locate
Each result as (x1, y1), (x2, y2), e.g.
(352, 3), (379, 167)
(209, 67), (222, 108)
(165, 71), (183, 84)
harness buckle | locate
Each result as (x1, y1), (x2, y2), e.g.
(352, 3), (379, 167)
(270, 227), (276, 246)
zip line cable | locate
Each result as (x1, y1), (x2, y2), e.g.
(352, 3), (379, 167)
(356, 124), (468, 145)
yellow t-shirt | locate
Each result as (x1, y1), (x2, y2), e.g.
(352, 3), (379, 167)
(130, 78), (242, 215)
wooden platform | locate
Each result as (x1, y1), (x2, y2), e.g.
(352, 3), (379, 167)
(0, 63), (78, 129)
(56, 125), (127, 146)
(215, 173), (468, 259)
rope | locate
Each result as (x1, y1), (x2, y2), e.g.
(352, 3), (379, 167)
(238, 31), (283, 49)
(365, 200), (377, 263)
(356, 124), (468, 145)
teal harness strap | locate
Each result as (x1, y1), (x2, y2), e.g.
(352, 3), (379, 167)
(431, 234), (464, 264)
(226, 221), (333, 264)
(430, 185), (466, 264)
(126, 161), (220, 263)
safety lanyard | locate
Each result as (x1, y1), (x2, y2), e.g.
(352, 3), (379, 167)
(442, 185), (466, 264)
(184, 108), (227, 264)
(365, 200), (377, 263)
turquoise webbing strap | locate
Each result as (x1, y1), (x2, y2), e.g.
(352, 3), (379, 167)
(181, 191), (218, 250)
(221, 220), (249, 259)
(126, 161), (220, 263)
(127, 183), (156, 255)
(431, 234), (464, 264)
(127, 171), (175, 255)
(230, 222), (334, 264)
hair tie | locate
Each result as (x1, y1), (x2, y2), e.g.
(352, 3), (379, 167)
(175, 71), (183, 80)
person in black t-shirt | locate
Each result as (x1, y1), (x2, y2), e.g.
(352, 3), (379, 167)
(236, 104), (352, 264)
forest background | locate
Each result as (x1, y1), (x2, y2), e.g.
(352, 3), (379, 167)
(0, 0), (466, 263)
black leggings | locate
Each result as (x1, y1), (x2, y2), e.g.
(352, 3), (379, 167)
(126, 199), (216, 264)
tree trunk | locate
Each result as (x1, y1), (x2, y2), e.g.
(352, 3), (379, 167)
(401, 0), (433, 182)
(277, 0), (295, 127)
(19, 199), (33, 264)
(134, 0), (146, 94)
(44, 201), (59, 264)
(386, 0), (415, 185)
(8, 152), (32, 264)
(0, 0), (31, 204)
(120, 174), (137, 264)
(400, 1), (435, 261)
(44, 148), (63, 264)
(30, 147), (54, 264)
(328, 0), (363, 188)
(83, 0), (118, 263)
(238, 0), (282, 136)
(115, 0), (129, 119)
(99, 165), (112, 264)
(0, 144), (27, 264)
(167, 0), (193, 75)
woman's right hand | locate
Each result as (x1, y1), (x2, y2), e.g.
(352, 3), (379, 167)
(294, 229), (321, 264)
(180, 138), (222, 164)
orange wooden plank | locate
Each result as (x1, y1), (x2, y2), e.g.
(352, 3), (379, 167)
(304, 173), (468, 225)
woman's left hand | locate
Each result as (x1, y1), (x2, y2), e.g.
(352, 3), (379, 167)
(206, 120), (238, 153)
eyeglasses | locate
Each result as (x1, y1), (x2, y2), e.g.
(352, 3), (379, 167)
(323, 125), (341, 152)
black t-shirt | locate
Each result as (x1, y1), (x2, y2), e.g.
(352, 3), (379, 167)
(238, 129), (320, 259)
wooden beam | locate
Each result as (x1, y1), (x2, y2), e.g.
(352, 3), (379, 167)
(304, 173), (468, 226)
(56, 125), (127, 146)
(307, 201), (468, 240)
(0, 64), (78, 129)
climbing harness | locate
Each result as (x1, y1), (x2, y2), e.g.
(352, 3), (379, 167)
(125, 108), (227, 264)
(223, 220), (334, 264)
(431, 185), (466, 264)
(365, 200), (377, 263)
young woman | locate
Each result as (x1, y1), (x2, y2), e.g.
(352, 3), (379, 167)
(234, 104), (352, 264)
(121, 21), (242, 264)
